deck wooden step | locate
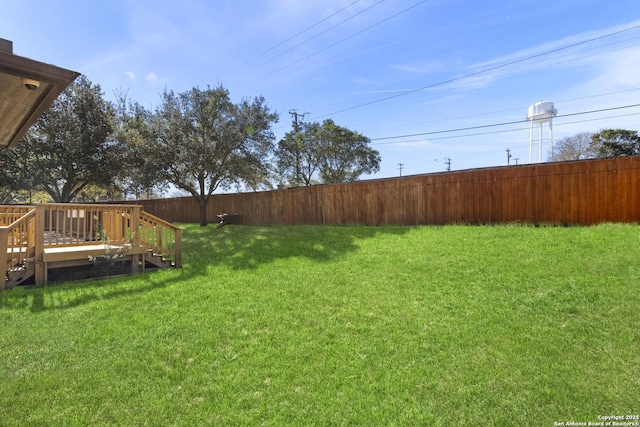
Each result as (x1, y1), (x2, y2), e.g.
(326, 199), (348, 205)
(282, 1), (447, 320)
(5, 263), (34, 288)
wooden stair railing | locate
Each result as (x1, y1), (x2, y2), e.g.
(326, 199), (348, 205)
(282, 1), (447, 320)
(0, 208), (36, 290)
(0, 206), (33, 226)
(138, 210), (182, 268)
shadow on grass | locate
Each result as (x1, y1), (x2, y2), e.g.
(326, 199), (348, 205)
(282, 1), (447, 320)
(182, 224), (411, 274)
(0, 224), (411, 312)
(0, 272), (176, 313)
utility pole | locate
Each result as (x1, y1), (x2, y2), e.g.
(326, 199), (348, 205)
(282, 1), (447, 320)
(444, 157), (451, 172)
(289, 109), (309, 125)
(506, 148), (512, 166)
(289, 109), (309, 186)
(398, 163), (404, 176)
(514, 157), (520, 165)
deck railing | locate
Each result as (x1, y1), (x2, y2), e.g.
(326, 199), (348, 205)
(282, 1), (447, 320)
(2, 204), (182, 289)
(40, 203), (141, 247)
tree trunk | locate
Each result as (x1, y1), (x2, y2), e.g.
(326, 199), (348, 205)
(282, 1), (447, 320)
(198, 196), (208, 226)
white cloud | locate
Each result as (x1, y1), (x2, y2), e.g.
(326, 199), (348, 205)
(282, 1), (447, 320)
(470, 19), (640, 69)
(145, 72), (167, 86)
(340, 21), (640, 104)
(390, 60), (444, 74)
(462, 20), (640, 91)
(125, 71), (136, 82)
(583, 44), (640, 90)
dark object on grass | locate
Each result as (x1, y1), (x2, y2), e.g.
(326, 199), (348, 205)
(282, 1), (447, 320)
(216, 213), (239, 229)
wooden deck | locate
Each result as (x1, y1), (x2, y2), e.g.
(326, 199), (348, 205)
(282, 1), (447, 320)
(1, 204), (182, 289)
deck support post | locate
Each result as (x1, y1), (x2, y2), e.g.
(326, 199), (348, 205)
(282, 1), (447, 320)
(34, 205), (46, 286)
(0, 228), (8, 290)
(130, 206), (142, 275)
(131, 254), (140, 274)
(131, 205), (141, 246)
(174, 228), (182, 268)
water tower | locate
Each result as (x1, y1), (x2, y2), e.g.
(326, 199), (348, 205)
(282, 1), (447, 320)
(527, 101), (557, 163)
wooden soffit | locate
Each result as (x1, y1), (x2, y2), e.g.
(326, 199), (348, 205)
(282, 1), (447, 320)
(0, 39), (80, 148)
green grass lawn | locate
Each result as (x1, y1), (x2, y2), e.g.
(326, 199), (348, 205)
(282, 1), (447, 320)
(1, 224), (639, 426)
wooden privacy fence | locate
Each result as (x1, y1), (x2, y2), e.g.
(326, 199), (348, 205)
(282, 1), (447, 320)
(134, 157), (640, 226)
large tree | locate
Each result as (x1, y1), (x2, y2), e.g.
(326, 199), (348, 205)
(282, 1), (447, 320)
(0, 149), (22, 202)
(549, 129), (640, 162)
(112, 93), (167, 199)
(590, 129), (640, 158)
(276, 119), (380, 185)
(276, 122), (318, 186)
(549, 132), (596, 161)
(154, 85), (278, 226)
(6, 75), (116, 202)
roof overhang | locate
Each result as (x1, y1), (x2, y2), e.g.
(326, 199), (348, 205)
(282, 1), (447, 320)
(0, 38), (80, 148)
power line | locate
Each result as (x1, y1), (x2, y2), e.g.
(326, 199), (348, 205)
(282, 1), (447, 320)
(371, 118), (524, 141)
(370, 104), (640, 145)
(271, 87), (640, 139)
(275, 0), (431, 73)
(373, 112), (640, 145)
(376, 112), (640, 144)
(254, 0), (384, 69)
(302, 38), (640, 121)
(244, 0), (363, 65)
(274, 88), (640, 141)
(363, 87), (640, 134)
(557, 87), (640, 106)
(450, 38), (640, 94)
(315, 22), (640, 119)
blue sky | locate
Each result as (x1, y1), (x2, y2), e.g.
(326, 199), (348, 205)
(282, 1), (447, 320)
(3, 0), (640, 181)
